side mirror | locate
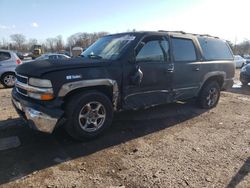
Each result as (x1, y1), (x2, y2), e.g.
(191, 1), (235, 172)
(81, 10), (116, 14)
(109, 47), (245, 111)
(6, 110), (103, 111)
(131, 65), (143, 86)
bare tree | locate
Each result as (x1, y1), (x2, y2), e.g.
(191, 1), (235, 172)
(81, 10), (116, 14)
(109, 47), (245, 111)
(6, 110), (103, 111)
(67, 32), (108, 49)
(55, 35), (63, 52)
(10, 34), (26, 50)
(0, 38), (8, 49)
(27, 38), (38, 51)
(46, 38), (56, 52)
(233, 40), (250, 56)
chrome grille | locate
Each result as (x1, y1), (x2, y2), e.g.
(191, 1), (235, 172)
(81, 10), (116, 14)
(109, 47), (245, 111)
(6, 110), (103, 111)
(16, 74), (28, 84)
(15, 74), (28, 96)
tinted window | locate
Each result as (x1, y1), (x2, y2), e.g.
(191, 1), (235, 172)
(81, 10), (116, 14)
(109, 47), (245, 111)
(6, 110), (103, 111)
(49, 55), (57, 60)
(58, 55), (69, 60)
(172, 38), (197, 61)
(198, 37), (233, 60)
(136, 39), (169, 62)
(0, 52), (11, 61)
(58, 55), (64, 59)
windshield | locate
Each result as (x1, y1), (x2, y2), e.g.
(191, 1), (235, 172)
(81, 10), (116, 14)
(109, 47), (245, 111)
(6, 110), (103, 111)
(81, 34), (136, 60)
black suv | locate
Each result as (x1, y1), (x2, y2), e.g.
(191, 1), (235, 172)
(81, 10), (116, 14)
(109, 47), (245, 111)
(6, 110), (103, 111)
(12, 31), (235, 140)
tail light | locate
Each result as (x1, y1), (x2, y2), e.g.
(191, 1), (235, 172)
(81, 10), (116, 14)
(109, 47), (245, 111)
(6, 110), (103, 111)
(16, 59), (22, 65)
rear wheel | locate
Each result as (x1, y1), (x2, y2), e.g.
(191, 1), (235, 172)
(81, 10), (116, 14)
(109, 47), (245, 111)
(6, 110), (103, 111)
(197, 81), (220, 109)
(64, 91), (113, 141)
(1, 73), (16, 88)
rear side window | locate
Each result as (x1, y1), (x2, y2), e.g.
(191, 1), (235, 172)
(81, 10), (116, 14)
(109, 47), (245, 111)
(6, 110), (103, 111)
(198, 37), (233, 60)
(49, 55), (57, 60)
(58, 55), (69, 60)
(0, 52), (11, 61)
(171, 38), (197, 61)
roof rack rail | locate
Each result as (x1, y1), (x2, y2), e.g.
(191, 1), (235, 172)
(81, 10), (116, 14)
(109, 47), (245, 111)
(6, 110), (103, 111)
(158, 30), (187, 34)
(158, 30), (219, 39)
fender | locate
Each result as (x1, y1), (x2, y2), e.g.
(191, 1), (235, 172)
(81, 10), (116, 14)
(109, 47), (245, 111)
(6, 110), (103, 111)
(58, 79), (119, 110)
(200, 71), (226, 89)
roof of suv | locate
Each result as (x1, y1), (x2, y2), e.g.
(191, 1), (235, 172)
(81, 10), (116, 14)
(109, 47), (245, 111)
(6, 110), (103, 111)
(107, 31), (220, 40)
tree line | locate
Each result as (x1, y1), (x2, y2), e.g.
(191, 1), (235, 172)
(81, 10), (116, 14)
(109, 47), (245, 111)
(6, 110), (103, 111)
(0, 32), (108, 53)
(1, 32), (250, 56)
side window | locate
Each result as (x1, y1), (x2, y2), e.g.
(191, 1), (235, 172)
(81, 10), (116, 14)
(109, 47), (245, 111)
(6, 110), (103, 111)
(0, 52), (11, 61)
(58, 55), (67, 60)
(198, 37), (233, 60)
(57, 55), (63, 59)
(49, 55), (57, 60)
(136, 38), (169, 63)
(171, 38), (197, 61)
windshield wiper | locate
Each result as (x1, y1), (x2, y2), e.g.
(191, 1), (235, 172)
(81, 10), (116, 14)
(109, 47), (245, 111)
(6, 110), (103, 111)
(87, 54), (103, 59)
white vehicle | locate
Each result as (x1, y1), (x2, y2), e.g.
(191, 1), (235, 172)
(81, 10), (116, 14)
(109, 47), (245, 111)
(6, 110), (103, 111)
(234, 55), (246, 68)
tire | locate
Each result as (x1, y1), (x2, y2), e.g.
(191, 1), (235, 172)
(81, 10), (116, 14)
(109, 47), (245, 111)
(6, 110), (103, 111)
(64, 91), (113, 141)
(197, 81), (221, 109)
(1, 72), (16, 88)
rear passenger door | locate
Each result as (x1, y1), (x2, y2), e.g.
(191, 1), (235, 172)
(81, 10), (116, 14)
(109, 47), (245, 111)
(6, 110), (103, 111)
(170, 36), (202, 100)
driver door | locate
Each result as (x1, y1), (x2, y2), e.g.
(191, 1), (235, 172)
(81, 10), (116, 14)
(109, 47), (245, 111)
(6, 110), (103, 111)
(123, 35), (174, 109)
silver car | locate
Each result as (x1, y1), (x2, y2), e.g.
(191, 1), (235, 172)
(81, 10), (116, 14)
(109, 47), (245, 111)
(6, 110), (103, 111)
(35, 53), (70, 60)
(0, 50), (22, 88)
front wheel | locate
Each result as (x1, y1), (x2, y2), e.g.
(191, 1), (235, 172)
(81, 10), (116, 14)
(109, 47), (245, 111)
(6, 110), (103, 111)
(197, 81), (221, 109)
(64, 91), (113, 141)
(1, 73), (16, 88)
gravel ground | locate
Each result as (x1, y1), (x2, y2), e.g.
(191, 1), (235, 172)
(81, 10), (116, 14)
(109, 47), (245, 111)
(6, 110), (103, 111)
(0, 70), (249, 188)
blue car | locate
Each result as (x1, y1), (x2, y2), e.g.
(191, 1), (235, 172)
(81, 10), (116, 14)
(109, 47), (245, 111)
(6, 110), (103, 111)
(240, 64), (250, 86)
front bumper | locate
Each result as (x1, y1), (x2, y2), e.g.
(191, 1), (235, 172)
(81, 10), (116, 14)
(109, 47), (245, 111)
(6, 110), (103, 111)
(12, 89), (64, 133)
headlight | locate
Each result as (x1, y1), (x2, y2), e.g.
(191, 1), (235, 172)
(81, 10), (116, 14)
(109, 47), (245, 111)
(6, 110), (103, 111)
(27, 77), (53, 100)
(29, 77), (52, 88)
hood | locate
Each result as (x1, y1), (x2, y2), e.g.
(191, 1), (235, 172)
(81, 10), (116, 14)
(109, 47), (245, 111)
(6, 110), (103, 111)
(15, 57), (109, 77)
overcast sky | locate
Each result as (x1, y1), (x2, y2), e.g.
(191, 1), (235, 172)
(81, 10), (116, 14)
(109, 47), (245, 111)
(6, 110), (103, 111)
(0, 0), (249, 43)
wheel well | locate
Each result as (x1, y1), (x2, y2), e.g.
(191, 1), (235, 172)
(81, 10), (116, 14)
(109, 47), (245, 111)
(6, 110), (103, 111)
(62, 85), (113, 103)
(1, 71), (15, 79)
(203, 75), (224, 89)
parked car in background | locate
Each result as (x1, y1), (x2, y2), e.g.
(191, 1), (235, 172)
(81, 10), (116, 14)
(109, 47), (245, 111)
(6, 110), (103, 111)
(58, 51), (71, 57)
(234, 55), (246, 68)
(240, 64), (250, 86)
(16, 52), (24, 60)
(243, 55), (250, 64)
(0, 50), (22, 88)
(23, 52), (31, 59)
(35, 53), (70, 61)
